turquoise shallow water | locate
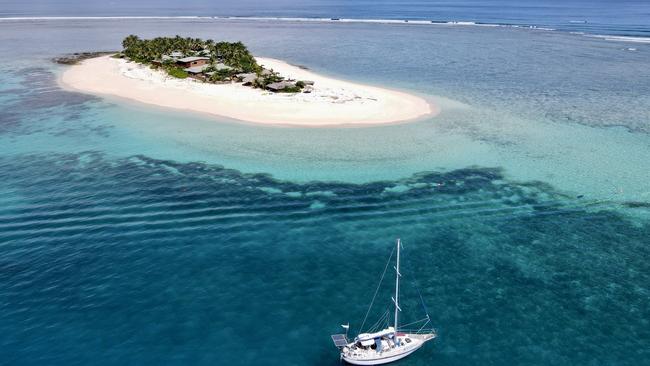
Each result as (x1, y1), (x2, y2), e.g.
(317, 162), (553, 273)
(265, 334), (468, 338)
(1, 17), (649, 365)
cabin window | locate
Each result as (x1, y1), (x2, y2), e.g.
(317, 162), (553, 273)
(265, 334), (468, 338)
(405, 338), (411, 343)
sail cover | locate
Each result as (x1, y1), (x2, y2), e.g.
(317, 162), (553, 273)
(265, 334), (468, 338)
(355, 327), (395, 341)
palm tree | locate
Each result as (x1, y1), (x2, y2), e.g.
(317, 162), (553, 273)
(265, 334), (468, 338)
(120, 35), (261, 77)
(122, 34), (140, 50)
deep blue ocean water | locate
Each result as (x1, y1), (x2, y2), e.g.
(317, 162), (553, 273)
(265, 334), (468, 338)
(2, 0), (650, 37)
(1, 3), (650, 366)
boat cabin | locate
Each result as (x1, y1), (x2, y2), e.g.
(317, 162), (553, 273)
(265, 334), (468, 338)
(349, 327), (410, 352)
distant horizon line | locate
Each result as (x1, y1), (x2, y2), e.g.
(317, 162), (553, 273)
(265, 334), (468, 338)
(1, 15), (649, 43)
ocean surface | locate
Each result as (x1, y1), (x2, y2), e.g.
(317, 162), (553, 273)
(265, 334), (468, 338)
(2, 0), (650, 38)
(1, 4), (650, 366)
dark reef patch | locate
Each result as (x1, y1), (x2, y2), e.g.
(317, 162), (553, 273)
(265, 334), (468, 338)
(52, 51), (118, 65)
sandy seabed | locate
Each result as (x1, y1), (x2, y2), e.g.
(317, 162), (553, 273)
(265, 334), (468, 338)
(59, 56), (437, 126)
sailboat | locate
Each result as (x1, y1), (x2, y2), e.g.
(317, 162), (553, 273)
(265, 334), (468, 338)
(331, 239), (436, 365)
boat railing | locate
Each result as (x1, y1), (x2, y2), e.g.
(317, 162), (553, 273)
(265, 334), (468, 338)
(398, 327), (436, 334)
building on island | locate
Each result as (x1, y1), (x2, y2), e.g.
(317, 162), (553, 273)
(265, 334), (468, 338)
(266, 81), (298, 92)
(145, 51), (314, 92)
(213, 63), (233, 71)
(120, 36), (319, 93)
(184, 65), (211, 75)
(236, 73), (258, 85)
(176, 56), (210, 68)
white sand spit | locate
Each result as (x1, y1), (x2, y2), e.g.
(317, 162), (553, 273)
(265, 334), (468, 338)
(59, 56), (437, 126)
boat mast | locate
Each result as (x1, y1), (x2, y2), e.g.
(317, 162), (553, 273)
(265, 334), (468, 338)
(394, 238), (401, 331)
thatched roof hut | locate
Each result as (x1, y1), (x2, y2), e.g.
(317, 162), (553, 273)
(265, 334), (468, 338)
(266, 81), (297, 91)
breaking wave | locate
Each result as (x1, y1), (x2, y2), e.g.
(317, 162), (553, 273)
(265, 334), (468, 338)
(2, 15), (649, 44)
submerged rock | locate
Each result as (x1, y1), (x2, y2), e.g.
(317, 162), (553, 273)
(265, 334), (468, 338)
(53, 51), (119, 65)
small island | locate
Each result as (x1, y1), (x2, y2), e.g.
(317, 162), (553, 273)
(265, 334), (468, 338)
(120, 35), (314, 93)
(59, 35), (436, 126)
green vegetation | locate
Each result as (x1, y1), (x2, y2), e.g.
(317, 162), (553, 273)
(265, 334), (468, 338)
(214, 41), (260, 73)
(276, 86), (302, 93)
(251, 73), (283, 89)
(120, 35), (310, 93)
(121, 35), (260, 73)
(208, 68), (233, 82)
(165, 66), (188, 79)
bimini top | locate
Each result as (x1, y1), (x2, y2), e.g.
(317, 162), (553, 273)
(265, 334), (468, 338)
(355, 327), (395, 342)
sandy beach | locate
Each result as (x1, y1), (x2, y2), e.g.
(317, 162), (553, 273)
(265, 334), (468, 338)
(59, 56), (436, 126)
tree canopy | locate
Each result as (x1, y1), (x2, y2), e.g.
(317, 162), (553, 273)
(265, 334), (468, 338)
(121, 35), (261, 73)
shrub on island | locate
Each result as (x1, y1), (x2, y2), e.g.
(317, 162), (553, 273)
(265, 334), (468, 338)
(277, 86), (303, 93)
(165, 67), (189, 79)
(208, 68), (234, 83)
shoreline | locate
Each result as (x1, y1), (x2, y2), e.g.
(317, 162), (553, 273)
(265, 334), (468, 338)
(58, 56), (438, 127)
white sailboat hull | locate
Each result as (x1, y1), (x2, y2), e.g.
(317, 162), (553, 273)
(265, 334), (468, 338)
(342, 344), (420, 365)
(341, 333), (434, 365)
(333, 239), (436, 365)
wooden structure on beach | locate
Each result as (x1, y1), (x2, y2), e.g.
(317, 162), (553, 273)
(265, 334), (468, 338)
(176, 56), (210, 68)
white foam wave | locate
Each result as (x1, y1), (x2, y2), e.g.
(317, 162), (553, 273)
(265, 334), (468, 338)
(587, 34), (650, 44)
(0, 16), (207, 21)
(1, 15), (648, 45)
(0, 15), (543, 29)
